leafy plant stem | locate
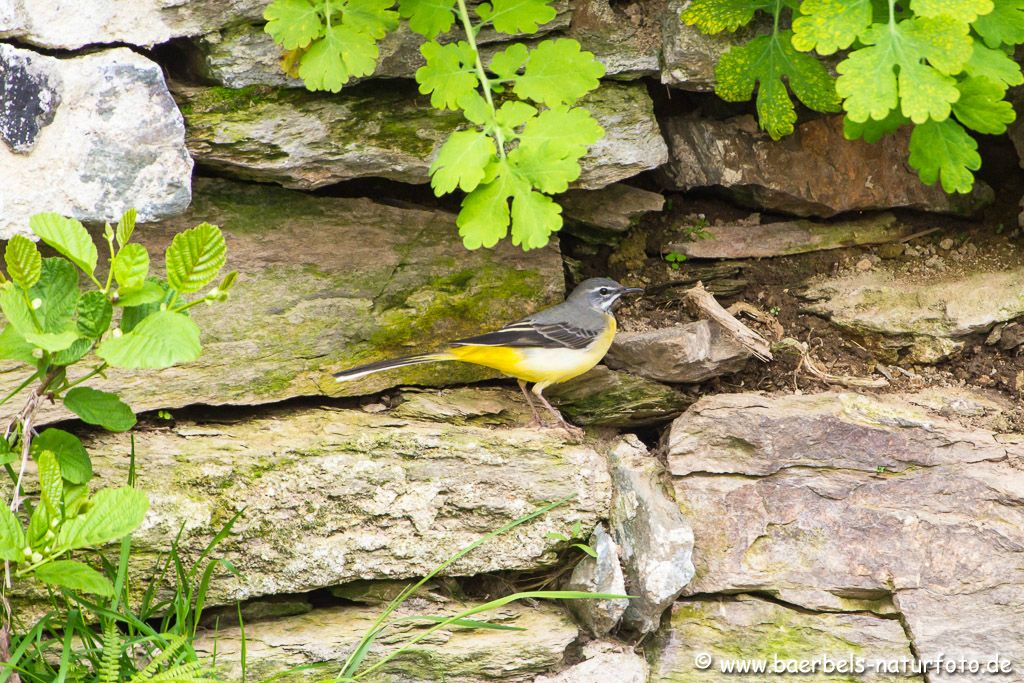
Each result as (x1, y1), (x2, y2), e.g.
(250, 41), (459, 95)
(103, 234), (116, 295)
(58, 363), (109, 395)
(454, 0), (506, 158)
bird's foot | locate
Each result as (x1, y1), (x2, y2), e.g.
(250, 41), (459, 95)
(556, 421), (586, 441)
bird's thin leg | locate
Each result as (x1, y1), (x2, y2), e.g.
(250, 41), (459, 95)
(518, 379), (544, 426)
(532, 383), (584, 439)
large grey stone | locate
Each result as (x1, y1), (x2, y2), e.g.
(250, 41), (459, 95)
(800, 265), (1024, 362)
(0, 177), (564, 423)
(0, 0), (266, 49)
(658, 114), (992, 217)
(668, 391), (1024, 682)
(604, 321), (751, 383)
(68, 395), (613, 608)
(649, 596), (921, 682)
(195, 600), (578, 682)
(561, 183), (665, 241)
(563, 523), (628, 636)
(608, 436), (695, 634)
(659, 0), (759, 91)
(0, 45), (192, 238)
(179, 81), (667, 190)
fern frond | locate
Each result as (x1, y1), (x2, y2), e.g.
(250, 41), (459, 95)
(132, 634), (190, 682)
(98, 620), (122, 683)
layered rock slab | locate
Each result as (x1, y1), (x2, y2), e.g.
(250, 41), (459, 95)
(178, 81), (667, 190)
(80, 396), (612, 607)
(667, 391), (1024, 682)
(0, 45), (192, 238)
(0, 177), (564, 422)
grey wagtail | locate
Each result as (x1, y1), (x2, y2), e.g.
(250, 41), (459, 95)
(334, 277), (643, 435)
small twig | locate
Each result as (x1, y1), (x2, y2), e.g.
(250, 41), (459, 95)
(684, 282), (773, 362)
(775, 338), (888, 389)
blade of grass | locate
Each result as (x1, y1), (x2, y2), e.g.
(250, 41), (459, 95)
(393, 615), (527, 631)
(52, 610), (79, 683)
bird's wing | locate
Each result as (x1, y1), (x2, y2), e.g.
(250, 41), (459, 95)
(449, 319), (600, 350)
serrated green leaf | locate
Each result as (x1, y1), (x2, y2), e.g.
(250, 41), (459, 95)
(517, 106), (604, 156)
(30, 257), (79, 334)
(509, 142), (582, 194)
(5, 235), (41, 289)
(166, 223), (227, 295)
(460, 91), (492, 125)
(37, 450), (63, 521)
(27, 503), (50, 549)
(344, 0), (400, 38)
(416, 40), (478, 109)
(32, 429), (92, 485)
(836, 16), (972, 124)
(681, 0), (767, 33)
(399, 0), (457, 37)
(457, 162), (527, 249)
(50, 338), (92, 367)
(973, 0), (1024, 47)
(494, 100), (537, 139)
(24, 330), (79, 353)
(510, 187), (561, 250)
(792, 0), (873, 55)
(33, 560), (114, 597)
(265, 0), (324, 49)
(0, 325), (38, 365)
(843, 109), (909, 142)
(0, 505), (25, 562)
(716, 31), (840, 139)
(908, 118), (980, 193)
(0, 285), (38, 336)
(952, 76), (1015, 133)
(76, 290), (113, 339)
(964, 42), (1023, 87)
(56, 486), (149, 551)
(98, 310), (202, 370)
(115, 208), (136, 248)
(28, 213), (98, 277)
(112, 243), (149, 294)
(490, 43), (529, 80)
(430, 129), (497, 195)
(911, 0), (993, 21)
(477, 0), (557, 33)
(514, 39), (604, 106)
(116, 280), (168, 309)
(64, 387), (136, 432)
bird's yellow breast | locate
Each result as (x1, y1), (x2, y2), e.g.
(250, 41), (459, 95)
(446, 315), (616, 385)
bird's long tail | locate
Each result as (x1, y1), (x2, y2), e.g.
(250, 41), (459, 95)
(333, 352), (454, 382)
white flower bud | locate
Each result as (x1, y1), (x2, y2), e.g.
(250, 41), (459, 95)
(31, 298), (42, 309)
(112, 328), (123, 338)
(31, 348), (43, 359)
(31, 552), (42, 563)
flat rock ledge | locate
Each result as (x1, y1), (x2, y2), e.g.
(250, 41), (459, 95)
(667, 391), (1024, 680)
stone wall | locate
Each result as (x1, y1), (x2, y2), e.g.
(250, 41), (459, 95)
(3, 1), (1024, 681)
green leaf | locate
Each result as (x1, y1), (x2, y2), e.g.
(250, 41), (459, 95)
(457, 161), (526, 249)
(416, 40), (478, 110)
(792, 0), (873, 55)
(429, 129), (497, 195)
(112, 243), (150, 293)
(476, 0), (557, 33)
(115, 208), (137, 248)
(510, 187), (561, 250)
(572, 542), (598, 558)
(0, 505), (25, 562)
(514, 39), (604, 106)
(843, 109), (909, 143)
(716, 31), (840, 139)
(344, 0), (400, 38)
(489, 43), (529, 80)
(33, 560), (115, 597)
(911, 0), (993, 21)
(908, 118), (980, 193)
(28, 213), (98, 277)
(836, 16), (972, 124)
(964, 42), (1023, 87)
(0, 325), (38, 365)
(0, 285), (38, 336)
(264, 0), (324, 49)
(952, 76), (1015, 133)
(509, 141), (582, 194)
(37, 450), (63, 521)
(494, 100), (537, 139)
(76, 290), (113, 339)
(56, 487), (149, 551)
(32, 429), (92, 485)
(5, 235), (41, 289)
(516, 106), (604, 156)
(50, 338), (92, 367)
(116, 280), (168, 309)
(973, 0), (1024, 47)
(298, 23), (381, 92)
(27, 504), (50, 549)
(399, 0), (457, 37)
(681, 0), (766, 33)
(30, 258), (80, 334)
(23, 330), (79, 353)
(98, 310), (202, 370)
(165, 223), (227, 295)
(63, 387), (137, 433)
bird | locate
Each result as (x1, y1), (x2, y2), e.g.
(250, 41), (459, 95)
(334, 277), (644, 436)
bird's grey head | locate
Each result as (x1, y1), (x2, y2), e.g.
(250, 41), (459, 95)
(568, 277), (644, 313)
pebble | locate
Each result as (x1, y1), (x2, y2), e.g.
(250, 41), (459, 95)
(855, 257), (873, 271)
(939, 238), (955, 250)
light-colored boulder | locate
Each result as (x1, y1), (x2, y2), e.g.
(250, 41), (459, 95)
(534, 640), (647, 683)
(560, 183), (665, 242)
(563, 524), (628, 636)
(179, 81), (667, 190)
(604, 321), (751, 383)
(658, 114), (992, 217)
(668, 391), (1024, 682)
(0, 177), (564, 423)
(649, 596), (921, 682)
(0, 45), (191, 238)
(195, 601), (578, 682)
(799, 265), (1024, 362)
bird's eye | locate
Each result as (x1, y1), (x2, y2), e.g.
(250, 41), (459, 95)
(599, 287), (610, 296)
